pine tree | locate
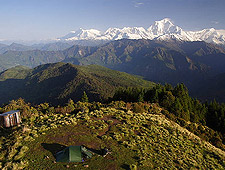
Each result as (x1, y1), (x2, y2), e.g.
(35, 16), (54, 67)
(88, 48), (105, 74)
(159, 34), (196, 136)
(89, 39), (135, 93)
(81, 91), (89, 103)
(67, 99), (75, 111)
(138, 91), (144, 102)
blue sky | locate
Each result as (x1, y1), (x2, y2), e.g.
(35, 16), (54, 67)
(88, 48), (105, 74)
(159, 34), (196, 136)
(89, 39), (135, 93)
(0, 0), (225, 41)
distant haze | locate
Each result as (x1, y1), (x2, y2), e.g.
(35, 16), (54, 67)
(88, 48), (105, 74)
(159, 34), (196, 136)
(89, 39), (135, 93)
(0, 0), (225, 41)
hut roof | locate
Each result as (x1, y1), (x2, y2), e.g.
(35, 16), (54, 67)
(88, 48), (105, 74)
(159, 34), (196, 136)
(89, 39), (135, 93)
(0, 110), (20, 116)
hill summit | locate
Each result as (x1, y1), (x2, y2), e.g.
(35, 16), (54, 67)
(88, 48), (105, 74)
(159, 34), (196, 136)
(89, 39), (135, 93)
(0, 62), (154, 105)
(0, 100), (225, 169)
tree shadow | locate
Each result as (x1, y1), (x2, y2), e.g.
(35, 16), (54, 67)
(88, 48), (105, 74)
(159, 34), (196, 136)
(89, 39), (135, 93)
(121, 164), (130, 170)
(41, 143), (67, 158)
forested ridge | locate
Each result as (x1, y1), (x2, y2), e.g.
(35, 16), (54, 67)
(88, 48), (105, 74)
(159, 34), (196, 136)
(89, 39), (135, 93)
(0, 63), (155, 105)
(113, 83), (225, 150)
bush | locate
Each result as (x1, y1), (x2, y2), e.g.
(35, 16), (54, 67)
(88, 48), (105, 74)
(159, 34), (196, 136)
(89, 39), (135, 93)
(107, 120), (114, 125)
(133, 103), (145, 113)
(8, 148), (17, 160)
(14, 146), (29, 160)
(129, 164), (137, 170)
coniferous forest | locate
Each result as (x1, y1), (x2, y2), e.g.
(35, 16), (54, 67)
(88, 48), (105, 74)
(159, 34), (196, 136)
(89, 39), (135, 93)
(113, 84), (225, 149)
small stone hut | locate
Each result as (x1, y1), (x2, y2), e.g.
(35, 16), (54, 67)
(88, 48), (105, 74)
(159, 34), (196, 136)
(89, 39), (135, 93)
(0, 110), (21, 127)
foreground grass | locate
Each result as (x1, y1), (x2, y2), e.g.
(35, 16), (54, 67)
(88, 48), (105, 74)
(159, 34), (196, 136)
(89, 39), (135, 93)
(1, 104), (225, 169)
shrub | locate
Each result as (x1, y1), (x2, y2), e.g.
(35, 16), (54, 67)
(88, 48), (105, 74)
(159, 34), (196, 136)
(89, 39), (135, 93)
(81, 91), (89, 103)
(24, 136), (34, 142)
(8, 147), (18, 160)
(109, 101), (126, 108)
(133, 103), (145, 113)
(101, 135), (108, 140)
(12, 160), (29, 170)
(2, 161), (13, 170)
(107, 120), (114, 125)
(14, 146), (29, 160)
(129, 164), (137, 170)
(0, 150), (6, 161)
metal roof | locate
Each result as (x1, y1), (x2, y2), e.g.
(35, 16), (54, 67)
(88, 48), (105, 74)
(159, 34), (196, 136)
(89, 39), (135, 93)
(0, 110), (20, 116)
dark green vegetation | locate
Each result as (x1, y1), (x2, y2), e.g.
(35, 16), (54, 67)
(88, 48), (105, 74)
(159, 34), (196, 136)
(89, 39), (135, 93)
(0, 62), (154, 105)
(0, 99), (225, 169)
(0, 65), (30, 81)
(1, 39), (225, 101)
(62, 39), (225, 86)
(31, 42), (73, 51)
(0, 50), (65, 71)
(61, 39), (225, 102)
(113, 84), (225, 151)
(0, 42), (74, 54)
(0, 40), (105, 71)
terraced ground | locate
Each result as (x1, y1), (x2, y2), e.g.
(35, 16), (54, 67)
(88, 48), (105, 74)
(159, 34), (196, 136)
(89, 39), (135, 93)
(0, 102), (225, 169)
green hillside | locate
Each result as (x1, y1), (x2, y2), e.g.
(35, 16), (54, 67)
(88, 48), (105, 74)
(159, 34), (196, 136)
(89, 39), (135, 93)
(1, 40), (225, 84)
(0, 50), (65, 72)
(0, 100), (225, 169)
(0, 65), (31, 81)
(62, 39), (225, 88)
(0, 62), (155, 105)
(1, 39), (225, 102)
(0, 43), (35, 54)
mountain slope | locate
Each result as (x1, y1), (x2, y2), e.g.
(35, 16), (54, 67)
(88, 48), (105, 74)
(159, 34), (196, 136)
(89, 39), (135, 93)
(62, 39), (225, 88)
(0, 50), (65, 71)
(59, 28), (102, 41)
(194, 73), (225, 102)
(0, 43), (7, 49)
(0, 62), (155, 105)
(1, 39), (225, 102)
(0, 43), (35, 54)
(31, 42), (73, 51)
(0, 65), (31, 81)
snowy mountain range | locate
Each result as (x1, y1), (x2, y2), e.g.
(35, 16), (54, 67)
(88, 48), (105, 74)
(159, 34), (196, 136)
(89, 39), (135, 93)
(58, 18), (225, 45)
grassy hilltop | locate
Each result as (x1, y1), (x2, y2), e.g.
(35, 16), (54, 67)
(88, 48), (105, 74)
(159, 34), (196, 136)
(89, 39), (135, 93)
(0, 100), (225, 169)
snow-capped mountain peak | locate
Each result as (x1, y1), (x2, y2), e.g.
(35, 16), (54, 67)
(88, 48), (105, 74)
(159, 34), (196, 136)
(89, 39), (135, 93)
(186, 28), (225, 44)
(101, 26), (150, 40)
(148, 18), (183, 36)
(59, 28), (101, 41)
(217, 30), (225, 36)
(57, 18), (225, 45)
